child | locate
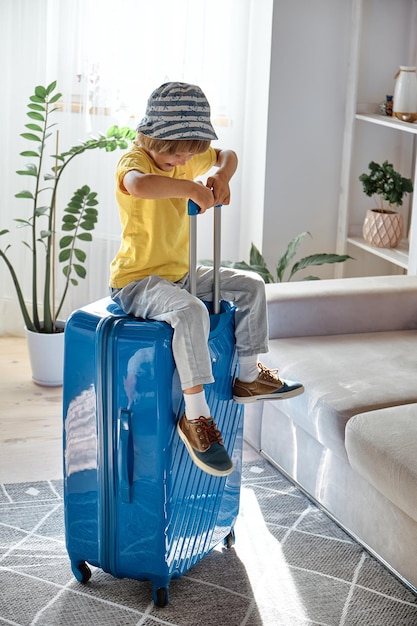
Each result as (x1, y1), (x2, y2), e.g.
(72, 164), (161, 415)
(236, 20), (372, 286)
(109, 82), (303, 478)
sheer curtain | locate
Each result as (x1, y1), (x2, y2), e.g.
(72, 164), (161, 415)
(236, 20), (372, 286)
(0, 0), (272, 335)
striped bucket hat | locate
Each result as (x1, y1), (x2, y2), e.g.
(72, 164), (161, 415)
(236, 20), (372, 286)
(136, 82), (218, 141)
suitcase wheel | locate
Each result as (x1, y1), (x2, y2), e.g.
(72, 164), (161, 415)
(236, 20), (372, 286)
(224, 529), (235, 549)
(155, 586), (168, 608)
(71, 560), (92, 584)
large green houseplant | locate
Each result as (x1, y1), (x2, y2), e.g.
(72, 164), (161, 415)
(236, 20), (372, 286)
(359, 160), (413, 248)
(0, 81), (135, 335)
(207, 232), (352, 283)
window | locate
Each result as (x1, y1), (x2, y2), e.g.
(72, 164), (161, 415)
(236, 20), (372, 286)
(0, 0), (273, 334)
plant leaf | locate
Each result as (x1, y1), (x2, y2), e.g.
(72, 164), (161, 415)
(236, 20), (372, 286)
(20, 132), (41, 142)
(228, 258), (275, 283)
(25, 123), (43, 132)
(34, 206), (50, 217)
(59, 249), (71, 262)
(73, 264), (86, 278)
(84, 207), (98, 216)
(34, 85), (47, 99)
(77, 232), (92, 241)
(79, 221), (95, 231)
(59, 235), (73, 248)
(46, 80), (57, 94)
(28, 103), (45, 111)
(16, 163), (38, 176)
(74, 248), (86, 262)
(27, 111), (44, 121)
(49, 92), (62, 103)
(276, 232), (310, 281)
(62, 215), (77, 223)
(289, 253), (353, 281)
(61, 223), (76, 231)
(15, 190), (34, 199)
(249, 243), (266, 267)
(20, 150), (40, 157)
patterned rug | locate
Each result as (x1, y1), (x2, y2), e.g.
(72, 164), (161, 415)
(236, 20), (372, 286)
(1, 459), (417, 626)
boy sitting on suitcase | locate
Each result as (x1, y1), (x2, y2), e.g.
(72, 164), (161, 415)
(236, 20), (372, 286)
(109, 82), (303, 478)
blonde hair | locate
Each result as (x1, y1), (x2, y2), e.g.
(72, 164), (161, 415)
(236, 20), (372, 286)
(136, 132), (210, 155)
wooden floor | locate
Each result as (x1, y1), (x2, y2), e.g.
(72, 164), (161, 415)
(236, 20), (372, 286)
(0, 337), (63, 483)
(0, 337), (258, 484)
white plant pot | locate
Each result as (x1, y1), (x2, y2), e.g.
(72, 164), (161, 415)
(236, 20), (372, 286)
(25, 321), (65, 387)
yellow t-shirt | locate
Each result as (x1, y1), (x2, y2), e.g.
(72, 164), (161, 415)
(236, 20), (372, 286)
(109, 144), (217, 288)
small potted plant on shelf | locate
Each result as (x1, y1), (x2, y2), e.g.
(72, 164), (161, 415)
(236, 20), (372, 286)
(0, 81), (135, 385)
(359, 160), (413, 248)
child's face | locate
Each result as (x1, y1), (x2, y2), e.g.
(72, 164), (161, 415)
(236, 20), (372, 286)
(148, 150), (195, 172)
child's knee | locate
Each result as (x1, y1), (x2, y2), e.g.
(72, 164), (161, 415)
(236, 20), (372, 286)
(175, 297), (210, 339)
(188, 296), (210, 320)
(246, 271), (266, 300)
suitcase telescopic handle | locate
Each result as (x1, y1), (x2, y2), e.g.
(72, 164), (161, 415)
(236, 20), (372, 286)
(188, 200), (222, 315)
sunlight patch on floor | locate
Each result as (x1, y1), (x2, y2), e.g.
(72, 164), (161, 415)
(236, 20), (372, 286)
(234, 482), (308, 625)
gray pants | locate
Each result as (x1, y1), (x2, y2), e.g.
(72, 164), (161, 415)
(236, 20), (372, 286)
(110, 266), (268, 390)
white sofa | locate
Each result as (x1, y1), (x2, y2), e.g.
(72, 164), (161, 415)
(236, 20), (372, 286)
(243, 275), (417, 591)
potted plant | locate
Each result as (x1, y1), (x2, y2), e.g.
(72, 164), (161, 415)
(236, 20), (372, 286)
(202, 232), (353, 282)
(359, 160), (413, 248)
(0, 81), (135, 385)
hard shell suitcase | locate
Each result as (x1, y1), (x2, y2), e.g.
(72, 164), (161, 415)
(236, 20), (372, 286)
(63, 202), (244, 607)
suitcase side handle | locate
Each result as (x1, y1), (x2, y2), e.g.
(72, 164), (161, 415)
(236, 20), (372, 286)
(117, 408), (132, 503)
(188, 200), (222, 315)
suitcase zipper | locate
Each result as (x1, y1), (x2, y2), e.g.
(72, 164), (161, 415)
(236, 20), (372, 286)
(96, 316), (121, 575)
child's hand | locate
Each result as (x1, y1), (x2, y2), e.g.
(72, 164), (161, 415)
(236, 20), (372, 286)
(191, 182), (215, 213)
(206, 172), (231, 206)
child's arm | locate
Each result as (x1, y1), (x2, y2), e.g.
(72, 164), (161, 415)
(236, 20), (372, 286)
(123, 171), (215, 212)
(207, 149), (238, 206)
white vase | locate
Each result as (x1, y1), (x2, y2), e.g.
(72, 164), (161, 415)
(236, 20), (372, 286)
(25, 321), (65, 386)
(393, 66), (417, 122)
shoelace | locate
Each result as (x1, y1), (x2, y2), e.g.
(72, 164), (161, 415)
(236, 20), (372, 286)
(195, 417), (224, 445)
(258, 362), (283, 384)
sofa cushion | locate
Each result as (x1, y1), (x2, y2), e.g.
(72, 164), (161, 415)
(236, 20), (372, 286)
(345, 405), (417, 523)
(262, 330), (417, 460)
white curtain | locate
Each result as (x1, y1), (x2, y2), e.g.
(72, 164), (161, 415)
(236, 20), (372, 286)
(0, 0), (272, 335)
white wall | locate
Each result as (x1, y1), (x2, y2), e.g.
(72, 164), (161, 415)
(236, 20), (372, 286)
(238, 0), (274, 260)
(262, 0), (352, 281)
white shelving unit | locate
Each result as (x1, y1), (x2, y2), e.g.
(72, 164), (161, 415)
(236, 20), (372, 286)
(337, 0), (417, 276)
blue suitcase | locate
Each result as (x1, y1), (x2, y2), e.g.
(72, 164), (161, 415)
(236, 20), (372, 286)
(63, 203), (244, 607)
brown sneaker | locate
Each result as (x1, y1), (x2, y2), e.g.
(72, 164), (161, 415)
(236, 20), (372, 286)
(233, 362), (304, 403)
(177, 414), (234, 477)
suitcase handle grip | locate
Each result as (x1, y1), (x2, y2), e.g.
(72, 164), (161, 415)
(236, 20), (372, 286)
(188, 199), (222, 215)
(188, 200), (222, 315)
(187, 199), (201, 215)
(118, 409), (132, 503)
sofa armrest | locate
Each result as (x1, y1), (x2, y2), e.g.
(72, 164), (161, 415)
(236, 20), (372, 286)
(266, 275), (417, 339)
